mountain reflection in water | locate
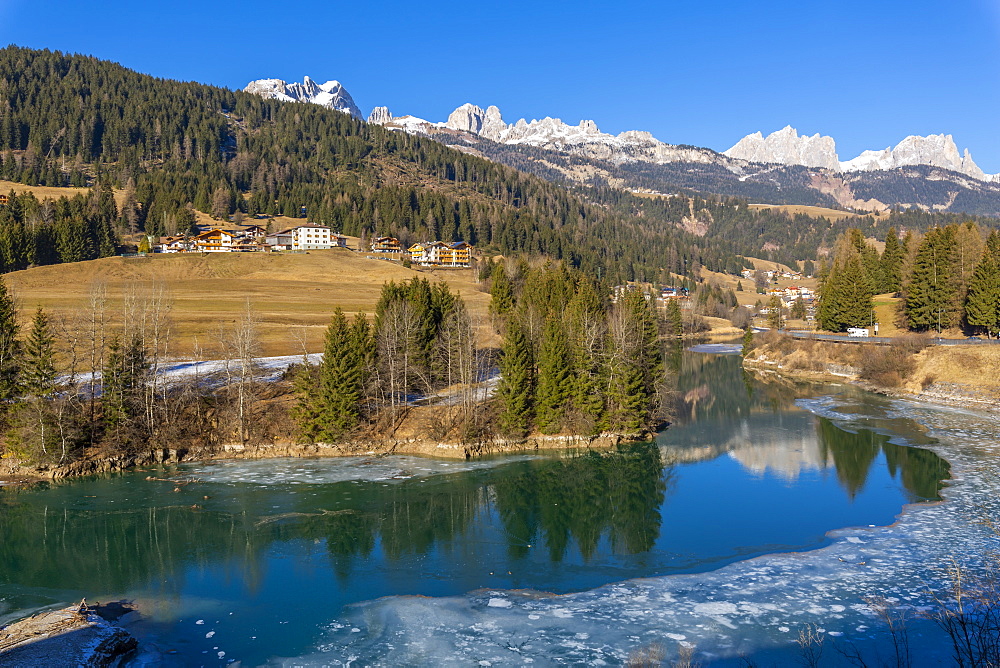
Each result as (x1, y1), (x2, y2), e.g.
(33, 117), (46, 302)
(0, 349), (951, 665)
(663, 349), (948, 503)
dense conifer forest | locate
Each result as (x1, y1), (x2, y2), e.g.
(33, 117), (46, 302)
(818, 225), (1000, 337)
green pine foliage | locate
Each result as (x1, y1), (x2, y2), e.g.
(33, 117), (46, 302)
(767, 295), (784, 329)
(817, 230), (876, 332)
(665, 299), (683, 341)
(965, 254), (1000, 337)
(496, 319), (535, 437)
(535, 319), (572, 434)
(101, 334), (149, 450)
(0, 190), (117, 271)
(20, 308), (55, 397)
(489, 262), (515, 317)
(0, 277), (21, 410)
(604, 288), (663, 433)
(904, 226), (959, 331)
(296, 309), (373, 442)
(881, 227), (904, 293)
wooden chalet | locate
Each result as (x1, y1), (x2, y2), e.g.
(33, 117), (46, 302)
(192, 229), (236, 252)
(371, 236), (402, 253)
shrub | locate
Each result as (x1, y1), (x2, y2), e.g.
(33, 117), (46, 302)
(858, 343), (916, 388)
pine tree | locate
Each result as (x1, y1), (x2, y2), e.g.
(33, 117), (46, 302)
(905, 226), (958, 332)
(496, 319), (534, 437)
(535, 318), (572, 434)
(490, 262), (515, 317)
(881, 227), (904, 293)
(817, 231), (875, 332)
(11, 307), (61, 461)
(0, 276), (21, 410)
(566, 280), (605, 433)
(21, 307), (55, 397)
(790, 295), (807, 320)
(665, 299), (683, 341)
(605, 288), (662, 433)
(297, 309), (371, 442)
(101, 334), (149, 450)
(965, 254), (1000, 338)
(767, 295), (784, 329)
(987, 230), (1000, 263)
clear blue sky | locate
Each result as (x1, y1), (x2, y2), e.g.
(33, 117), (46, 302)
(3, 0), (999, 171)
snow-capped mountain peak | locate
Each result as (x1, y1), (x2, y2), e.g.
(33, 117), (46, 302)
(839, 133), (989, 180)
(726, 126), (995, 181)
(243, 76), (363, 119)
(724, 126), (840, 171)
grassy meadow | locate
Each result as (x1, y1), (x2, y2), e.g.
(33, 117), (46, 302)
(5, 251), (493, 359)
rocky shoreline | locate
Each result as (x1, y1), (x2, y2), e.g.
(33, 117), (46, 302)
(0, 602), (138, 666)
(0, 430), (645, 487)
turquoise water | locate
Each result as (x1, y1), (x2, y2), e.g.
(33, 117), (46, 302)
(0, 352), (952, 665)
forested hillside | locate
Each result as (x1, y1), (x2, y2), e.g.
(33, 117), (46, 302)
(0, 46), (751, 282)
(2, 46), (999, 278)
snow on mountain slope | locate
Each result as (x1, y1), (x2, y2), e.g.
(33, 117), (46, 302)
(839, 134), (992, 181)
(726, 127), (996, 181)
(724, 126), (839, 171)
(244, 76), (363, 119)
(244, 73), (997, 185)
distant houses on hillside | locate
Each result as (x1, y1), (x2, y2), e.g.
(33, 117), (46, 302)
(368, 237), (475, 267)
(408, 241), (473, 267)
(156, 224), (347, 253)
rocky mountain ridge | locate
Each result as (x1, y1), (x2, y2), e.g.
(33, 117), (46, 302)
(243, 76), (1000, 214)
(243, 76), (363, 119)
(726, 126), (995, 182)
(243, 76), (994, 182)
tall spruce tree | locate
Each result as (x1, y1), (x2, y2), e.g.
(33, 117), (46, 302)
(817, 230), (875, 332)
(496, 319), (534, 437)
(605, 288), (662, 433)
(535, 318), (572, 434)
(21, 307), (55, 397)
(490, 262), (515, 317)
(965, 254), (1000, 338)
(905, 226), (958, 332)
(566, 279), (605, 432)
(881, 227), (904, 293)
(987, 230), (1000, 263)
(0, 276), (20, 409)
(296, 309), (372, 442)
(12, 307), (59, 460)
(101, 334), (149, 450)
(665, 299), (683, 341)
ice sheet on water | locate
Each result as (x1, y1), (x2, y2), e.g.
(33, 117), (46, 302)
(687, 343), (742, 355)
(280, 392), (1000, 665)
(179, 455), (541, 487)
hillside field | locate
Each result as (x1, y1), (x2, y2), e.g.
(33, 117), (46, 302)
(747, 203), (887, 221)
(5, 251), (493, 358)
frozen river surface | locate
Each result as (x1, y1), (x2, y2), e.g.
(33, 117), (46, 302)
(1, 352), (995, 666)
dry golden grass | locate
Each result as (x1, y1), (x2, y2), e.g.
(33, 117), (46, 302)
(0, 180), (127, 207)
(6, 251), (493, 358)
(906, 345), (1000, 396)
(872, 294), (904, 336)
(748, 203), (884, 221)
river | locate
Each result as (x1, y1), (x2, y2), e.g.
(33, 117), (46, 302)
(1, 347), (997, 666)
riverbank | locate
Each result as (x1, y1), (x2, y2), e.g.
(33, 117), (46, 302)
(0, 428), (644, 486)
(743, 330), (1000, 411)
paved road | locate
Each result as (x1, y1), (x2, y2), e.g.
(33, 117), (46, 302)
(759, 328), (1000, 346)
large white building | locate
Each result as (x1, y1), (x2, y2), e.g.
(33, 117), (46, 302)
(290, 225), (333, 250)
